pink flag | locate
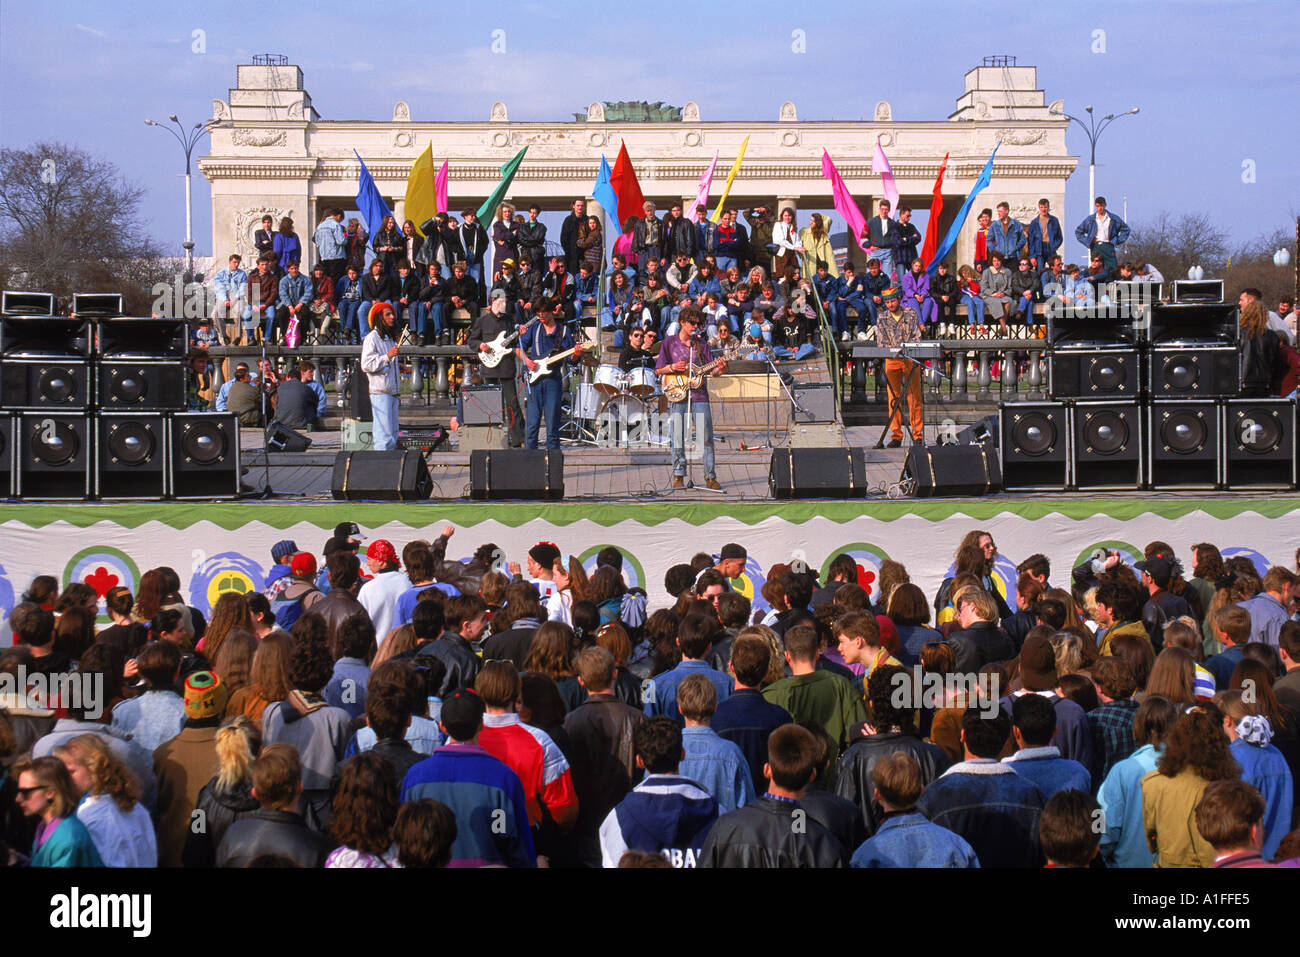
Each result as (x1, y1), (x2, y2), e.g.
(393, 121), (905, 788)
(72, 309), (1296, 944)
(684, 151), (718, 221)
(435, 159), (449, 214)
(821, 150), (867, 251)
(871, 137), (900, 215)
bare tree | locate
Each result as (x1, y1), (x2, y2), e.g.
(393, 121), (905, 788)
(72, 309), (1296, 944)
(1123, 211), (1230, 280)
(0, 141), (161, 312)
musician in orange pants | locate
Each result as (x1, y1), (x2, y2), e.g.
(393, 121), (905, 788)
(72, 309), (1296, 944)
(876, 287), (925, 447)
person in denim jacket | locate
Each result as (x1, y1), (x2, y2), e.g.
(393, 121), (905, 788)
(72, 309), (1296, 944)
(851, 751), (979, 868)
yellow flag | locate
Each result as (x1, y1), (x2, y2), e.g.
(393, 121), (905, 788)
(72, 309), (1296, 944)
(710, 136), (750, 224)
(404, 142), (437, 236)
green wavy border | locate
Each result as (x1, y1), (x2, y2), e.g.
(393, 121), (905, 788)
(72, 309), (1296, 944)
(1, 497), (1298, 530)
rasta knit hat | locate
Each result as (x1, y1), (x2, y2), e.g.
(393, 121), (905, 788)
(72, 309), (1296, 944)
(184, 671), (229, 721)
(368, 301), (396, 326)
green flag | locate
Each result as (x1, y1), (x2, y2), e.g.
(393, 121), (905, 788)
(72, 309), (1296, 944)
(475, 146), (528, 222)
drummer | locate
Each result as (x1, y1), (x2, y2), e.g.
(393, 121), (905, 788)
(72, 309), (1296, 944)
(618, 324), (659, 373)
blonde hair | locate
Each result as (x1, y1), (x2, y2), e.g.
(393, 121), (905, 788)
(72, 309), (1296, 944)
(737, 624), (784, 686)
(54, 734), (140, 812)
(214, 717), (261, 792)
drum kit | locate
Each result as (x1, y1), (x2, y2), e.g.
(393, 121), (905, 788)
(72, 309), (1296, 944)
(560, 354), (669, 448)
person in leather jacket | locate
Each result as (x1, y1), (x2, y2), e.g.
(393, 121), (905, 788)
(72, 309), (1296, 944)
(216, 743), (333, 868)
(834, 665), (951, 835)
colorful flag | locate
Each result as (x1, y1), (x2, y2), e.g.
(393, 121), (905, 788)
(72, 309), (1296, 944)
(921, 152), (950, 269)
(435, 159), (449, 215)
(711, 136), (749, 223)
(592, 154), (619, 228)
(609, 140), (647, 229)
(871, 137), (899, 215)
(821, 150), (868, 251)
(404, 142), (437, 236)
(684, 151), (719, 222)
(475, 146), (528, 222)
(353, 150), (392, 239)
(926, 143), (1000, 274)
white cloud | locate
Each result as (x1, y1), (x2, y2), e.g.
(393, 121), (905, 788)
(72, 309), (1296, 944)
(73, 23), (107, 38)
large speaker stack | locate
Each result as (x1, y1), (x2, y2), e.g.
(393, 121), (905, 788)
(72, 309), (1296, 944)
(1001, 280), (1295, 490)
(0, 291), (240, 500)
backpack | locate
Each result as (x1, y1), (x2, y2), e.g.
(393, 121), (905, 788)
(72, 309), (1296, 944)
(269, 580), (321, 631)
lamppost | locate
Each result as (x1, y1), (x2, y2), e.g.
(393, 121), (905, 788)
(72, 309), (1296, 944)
(144, 114), (213, 282)
(1049, 104), (1140, 221)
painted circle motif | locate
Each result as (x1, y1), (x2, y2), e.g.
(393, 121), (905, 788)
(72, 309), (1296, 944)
(190, 552), (266, 618)
(1073, 540), (1143, 574)
(729, 556), (769, 611)
(941, 553), (1019, 604)
(819, 543), (892, 602)
(0, 562), (15, 624)
(1221, 546), (1270, 578)
(63, 546), (140, 621)
(578, 545), (646, 592)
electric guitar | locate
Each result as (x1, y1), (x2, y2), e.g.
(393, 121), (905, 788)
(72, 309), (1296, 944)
(479, 316), (538, 368)
(662, 357), (725, 403)
(526, 339), (593, 385)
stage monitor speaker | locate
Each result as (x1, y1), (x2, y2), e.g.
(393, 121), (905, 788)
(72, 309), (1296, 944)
(97, 317), (188, 358)
(768, 448), (867, 499)
(1172, 280), (1225, 304)
(902, 444), (1001, 497)
(1147, 400), (1220, 489)
(72, 293), (124, 318)
(1071, 400), (1143, 490)
(2, 291), (56, 316)
(1000, 402), (1069, 491)
(98, 360), (186, 411)
(1048, 346), (1140, 399)
(791, 383), (837, 424)
(0, 315), (92, 356)
(0, 358), (92, 410)
(1149, 302), (1237, 344)
(470, 449), (563, 501)
(1148, 345), (1239, 398)
(952, 414), (999, 448)
(265, 422), (313, 453)
(98, 413), (166, 499)
(332, 450), (433, 501)
(17, 413), (92, 500)
(343, 360), (373, 420)
(461, 384), (505, 427)
(169, 413), (240, 499)
(1223, 399), (1296, 490)
(0, 414), (13, 497)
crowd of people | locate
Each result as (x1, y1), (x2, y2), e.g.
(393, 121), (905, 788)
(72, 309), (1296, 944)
(4, 524), (1299, 869)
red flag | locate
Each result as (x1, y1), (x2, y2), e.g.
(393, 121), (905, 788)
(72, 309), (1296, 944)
(921, 153), (950, 270)
(609, 140), (646, 230)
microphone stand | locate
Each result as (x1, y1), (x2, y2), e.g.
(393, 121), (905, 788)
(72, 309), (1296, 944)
(257, 335), (274, 498)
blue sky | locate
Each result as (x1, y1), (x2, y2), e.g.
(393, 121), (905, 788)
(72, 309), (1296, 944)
(1, 0), (1296, 258)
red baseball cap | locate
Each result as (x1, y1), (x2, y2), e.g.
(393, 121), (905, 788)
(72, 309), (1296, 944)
(290, 552), (317, 578)
(367, 539), (398, 565)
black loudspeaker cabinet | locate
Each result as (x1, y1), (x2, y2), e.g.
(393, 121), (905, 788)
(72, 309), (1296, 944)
(1000, 401), (1069, 491)
(1, 291), (56, 317)
(98, 360), (186, 411)
(0, 414), (13, 497)
(768, 448), (867, 499)
(0, 358), (92, 410)
(97, 317), (188, 358)
(461, 384), (505, 427)
(1148, 344), (1239, 398)
(265, 422), (313, 453)
(1149, 302), (1237, 344)
(791, 383), (837, 424)
(0, 316), (91, 356)
(169, 413), (240, 500)
(1048, 346), (1140, 399)
(332, 451), (433, 501)
(903, 444), (1001, 497)
(17, 413), (92, 500)
(98, 413), (167, 499)
(1071, 400), (1143, 490)
(470, 449), (564, 501)
(1223, 399), (1296, 490)
(344, 360), (374, 421)
(1147, 400), (1220, 489)
(72, 293), (124, 318)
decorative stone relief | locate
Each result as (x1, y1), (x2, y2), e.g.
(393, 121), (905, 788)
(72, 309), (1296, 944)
(234, 205), (291, 260)
(286, 102), (303, 120)
(683, 130), (701, 148)
(682, 101), (700, 122)
(781, 130), (800, 147)
(394, 130), (413, 148)
(1049, 99), (1065, 115)
(779, 101), (797, 121)
(586, 102), (605, 122)
(1009, 204), (1038, 220)
(997, 128), (1046, 146)
(393, 101), (410, 122)
(490, 101), (508, 122)
(974, 99), (991, 120)
(492, 131), (510, 147)
(877, 131), (894, 148)
(232, 129), (287, 148)
(211, 99), (229, 121)
(874, 101), (891, 121)
(588, 131), (609, 148)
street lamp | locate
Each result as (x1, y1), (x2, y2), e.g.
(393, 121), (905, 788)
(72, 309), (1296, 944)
(144, 114), (214, 281)
(1049, 104), (1140, 223)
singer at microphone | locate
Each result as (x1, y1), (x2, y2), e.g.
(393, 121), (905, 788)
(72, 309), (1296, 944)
(655, 306), (726, 491)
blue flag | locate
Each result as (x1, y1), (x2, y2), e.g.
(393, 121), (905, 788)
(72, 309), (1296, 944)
(591, 154), (618, 233)
(354, 150), (393, 239)
(926, 142), (1000, 274)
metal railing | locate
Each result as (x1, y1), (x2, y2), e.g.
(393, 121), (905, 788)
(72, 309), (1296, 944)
(842, 339), (1052, 405)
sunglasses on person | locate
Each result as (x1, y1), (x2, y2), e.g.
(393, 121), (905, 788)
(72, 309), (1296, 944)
(15, 786), (46, 799)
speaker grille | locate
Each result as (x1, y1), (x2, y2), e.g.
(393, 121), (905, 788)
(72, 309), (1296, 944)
(1160, 410), (1208, 453)
(1011, 411), (1058, 456)
(107, 420), (157, 465)
(1081, 409), (1131, 455)
(1088, 355), (1126, 392)
(182, 420), (229, 464)
(30, 419), (80, 466)
(1234, 407), (1283, 454)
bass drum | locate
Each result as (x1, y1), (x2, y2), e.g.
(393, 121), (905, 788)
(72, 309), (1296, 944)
(625, 366), (659, 397)
(594, 364), (626, 395)
(572, 382), (603, 420)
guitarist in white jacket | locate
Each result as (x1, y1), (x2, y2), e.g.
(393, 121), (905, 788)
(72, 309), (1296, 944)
(467, 290), (526, 447)
(516, 297), (584, 450)
(655, 305), (726, 490)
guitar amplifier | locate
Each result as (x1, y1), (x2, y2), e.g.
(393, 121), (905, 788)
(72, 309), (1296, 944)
(462, 384), (505, 427)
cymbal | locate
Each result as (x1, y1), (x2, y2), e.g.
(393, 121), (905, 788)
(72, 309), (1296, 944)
(648, 341), (663, 356)
(580, 351), (600, 367)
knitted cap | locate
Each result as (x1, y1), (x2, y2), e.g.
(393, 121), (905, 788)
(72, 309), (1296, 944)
(184, 671), (229, 721)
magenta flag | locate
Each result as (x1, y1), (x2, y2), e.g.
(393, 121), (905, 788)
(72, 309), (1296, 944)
(871, 137), (900, 214)
(821, 150), (868, 251)
(684, 151), (718, 222)
(435, 159), (449, 214)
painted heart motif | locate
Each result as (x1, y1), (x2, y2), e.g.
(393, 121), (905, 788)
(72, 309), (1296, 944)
(84, 566), (120, 598)
(856, 566), (876, 598)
